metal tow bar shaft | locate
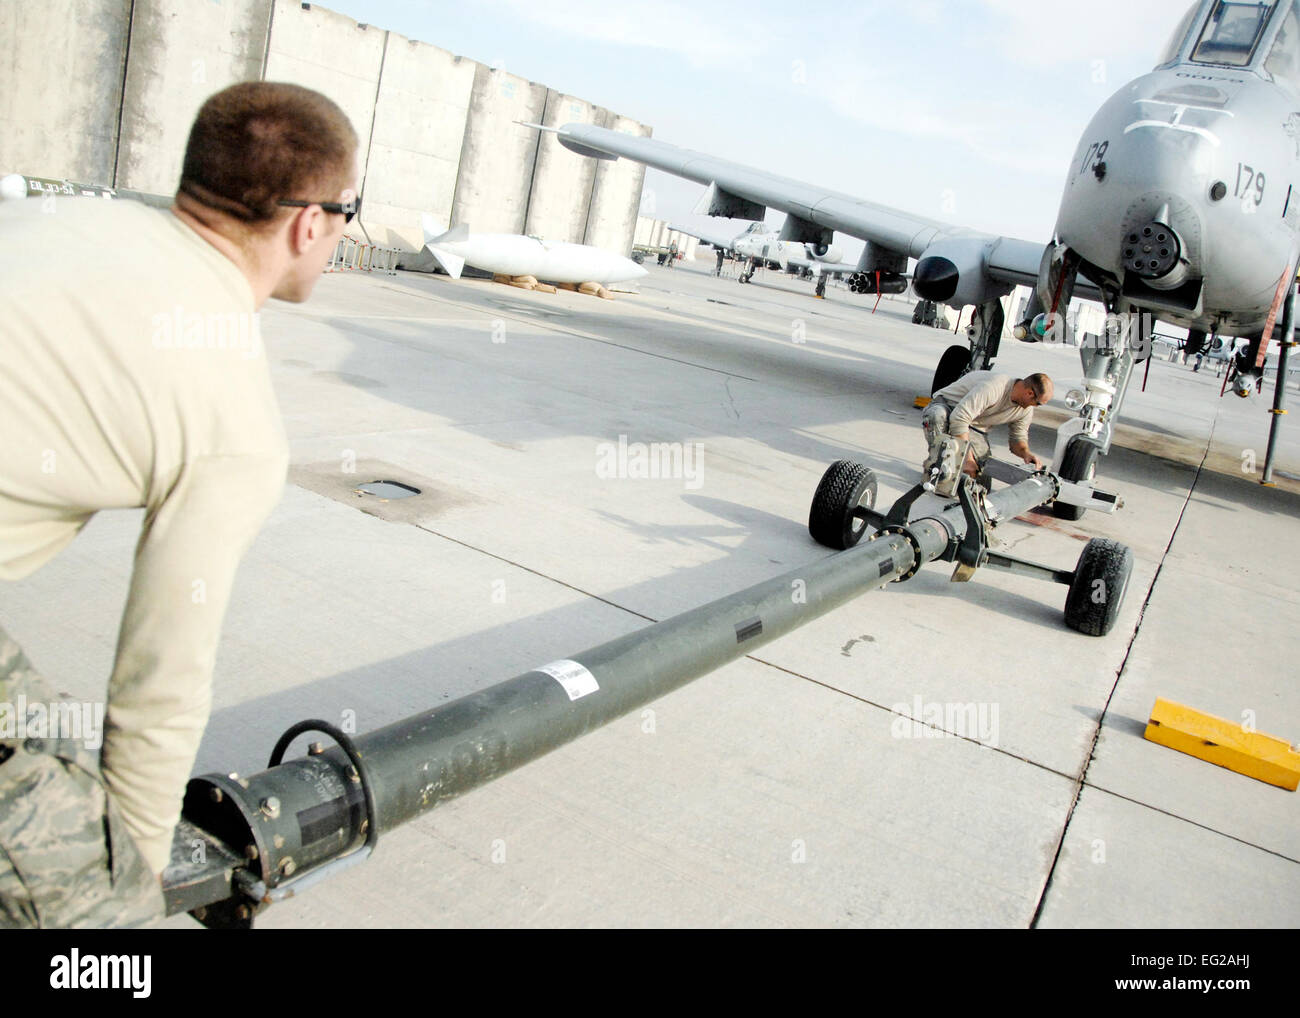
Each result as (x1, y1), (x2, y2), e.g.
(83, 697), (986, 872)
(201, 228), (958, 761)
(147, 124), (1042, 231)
(165, 470), (1105, 927)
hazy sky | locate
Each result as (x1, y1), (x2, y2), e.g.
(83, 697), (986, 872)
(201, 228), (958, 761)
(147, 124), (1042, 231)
(330, 0), (1195, 253)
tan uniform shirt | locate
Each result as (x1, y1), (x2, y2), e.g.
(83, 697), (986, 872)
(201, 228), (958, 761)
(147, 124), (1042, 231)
(934, 371), (1032, 446)
(0, 198), (288, 872)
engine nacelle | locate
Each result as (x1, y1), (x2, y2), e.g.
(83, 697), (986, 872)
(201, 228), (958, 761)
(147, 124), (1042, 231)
(912, 237), (1003, 308)
(805, 242), (843, 262)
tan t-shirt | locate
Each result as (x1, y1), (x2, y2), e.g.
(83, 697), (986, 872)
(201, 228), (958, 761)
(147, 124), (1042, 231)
(0, 197), (289, 872)
(934, 371), (1032, 446)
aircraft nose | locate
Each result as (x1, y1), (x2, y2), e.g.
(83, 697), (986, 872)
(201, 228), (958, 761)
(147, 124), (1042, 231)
(913, 256), (959, 301)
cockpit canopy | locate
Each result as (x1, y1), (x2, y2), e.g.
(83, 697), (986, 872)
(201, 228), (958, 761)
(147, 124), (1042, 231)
(1159, 0), (1300, 89)
(1192, 1), (1272, 65)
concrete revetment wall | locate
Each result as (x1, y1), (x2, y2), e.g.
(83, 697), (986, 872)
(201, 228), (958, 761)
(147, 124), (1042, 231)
(450, 65), (548, 236)
(584, 115), (650, 257)
(115, 0), (273, 195)
(1, 1), (651, 257)
(524, 91), (604, 245)
(362, 32), (476, 251)
(0, 0), (133, 184)
(262, 0), (385, 186)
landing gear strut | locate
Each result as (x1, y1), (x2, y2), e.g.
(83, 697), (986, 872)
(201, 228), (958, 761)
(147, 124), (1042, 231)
(932, 297), (1004, 394)
(1047, 298), (1135, 517)
(1015, 246), (1135, 520)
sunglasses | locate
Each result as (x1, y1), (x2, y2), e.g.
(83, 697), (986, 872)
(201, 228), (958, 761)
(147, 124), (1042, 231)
(277, 193), (361, 224)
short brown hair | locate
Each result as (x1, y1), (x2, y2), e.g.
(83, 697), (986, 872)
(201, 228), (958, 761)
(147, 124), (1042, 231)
(1025, 372), (1052, 398)
(178, 82), (357, 224)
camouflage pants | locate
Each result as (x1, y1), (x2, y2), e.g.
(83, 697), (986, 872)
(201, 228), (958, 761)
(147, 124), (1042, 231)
(0, 624), (165, 928)
(921, 401), (990, 477)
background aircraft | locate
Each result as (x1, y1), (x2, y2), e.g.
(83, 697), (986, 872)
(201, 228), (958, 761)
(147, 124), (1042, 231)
(671, 221), (864, 293)
(531, 0), (1300, 516)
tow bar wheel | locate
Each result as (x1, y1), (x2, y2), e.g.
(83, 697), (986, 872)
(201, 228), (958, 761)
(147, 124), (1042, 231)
(1064, 538), (1133, 636)
(808, 460), (878, 550)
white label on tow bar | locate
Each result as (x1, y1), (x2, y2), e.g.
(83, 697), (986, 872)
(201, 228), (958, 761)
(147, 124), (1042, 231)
(535, 659), (600, 701)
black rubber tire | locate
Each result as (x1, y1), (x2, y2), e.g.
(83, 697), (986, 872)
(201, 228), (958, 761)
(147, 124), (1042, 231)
(1052, 438), (1099, 521)
(1064, 538), (1133, 636)
(808, 460), (878, 550)
(931, 344), (969, 395)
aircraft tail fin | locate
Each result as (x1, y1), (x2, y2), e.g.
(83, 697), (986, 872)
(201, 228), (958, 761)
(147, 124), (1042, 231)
(427, 247), (466, 279)
(421, 213), (469, 278)
(421, 213), (469, 245)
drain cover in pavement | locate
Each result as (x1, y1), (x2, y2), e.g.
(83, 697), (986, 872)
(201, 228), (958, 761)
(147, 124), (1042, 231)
(355, 480), (421, 499)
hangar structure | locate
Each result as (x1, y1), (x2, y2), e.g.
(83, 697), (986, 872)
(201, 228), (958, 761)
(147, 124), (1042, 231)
(0, 0), (650, 255)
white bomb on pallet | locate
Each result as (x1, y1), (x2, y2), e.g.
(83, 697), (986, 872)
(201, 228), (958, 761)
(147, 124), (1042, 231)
(419, 214), (647, 286)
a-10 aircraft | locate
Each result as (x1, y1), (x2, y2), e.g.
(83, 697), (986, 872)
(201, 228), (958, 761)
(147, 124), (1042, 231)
(671, 220), (865, 294)
(532, 0), (1300, 515)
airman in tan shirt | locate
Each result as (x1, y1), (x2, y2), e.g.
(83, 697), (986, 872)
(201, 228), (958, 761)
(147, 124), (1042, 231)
(0, 82), (359, 924)
(924, 371), (1053, 478)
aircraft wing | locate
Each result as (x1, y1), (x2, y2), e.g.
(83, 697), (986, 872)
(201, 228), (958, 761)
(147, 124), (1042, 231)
(546, 122), (1045, 289)
(668, 222), (739, 252)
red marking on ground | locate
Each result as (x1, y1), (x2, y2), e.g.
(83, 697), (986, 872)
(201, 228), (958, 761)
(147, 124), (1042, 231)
(1014, 508), (1091, 541)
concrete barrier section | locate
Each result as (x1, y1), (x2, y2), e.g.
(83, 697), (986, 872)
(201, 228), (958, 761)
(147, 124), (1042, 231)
(0, 0), (132, 183)
(263, 0), (385, 191)
(584, 115), (651, 256)
(525, 90), (601, 245)
(451, 65), (548, 236)
(363, 34), (475, 252)
(115, 0), (272, 194)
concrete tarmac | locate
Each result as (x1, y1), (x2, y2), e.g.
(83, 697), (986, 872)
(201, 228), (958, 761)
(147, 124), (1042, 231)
(3, 258), (1297, 928)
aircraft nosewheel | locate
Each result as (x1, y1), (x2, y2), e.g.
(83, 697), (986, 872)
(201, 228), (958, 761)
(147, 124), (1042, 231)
(932, 345), (969, 395)
(1063, 538), (1133, 636)
(808, 460), (878, 549)
(1053, 437), (1099, 521)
